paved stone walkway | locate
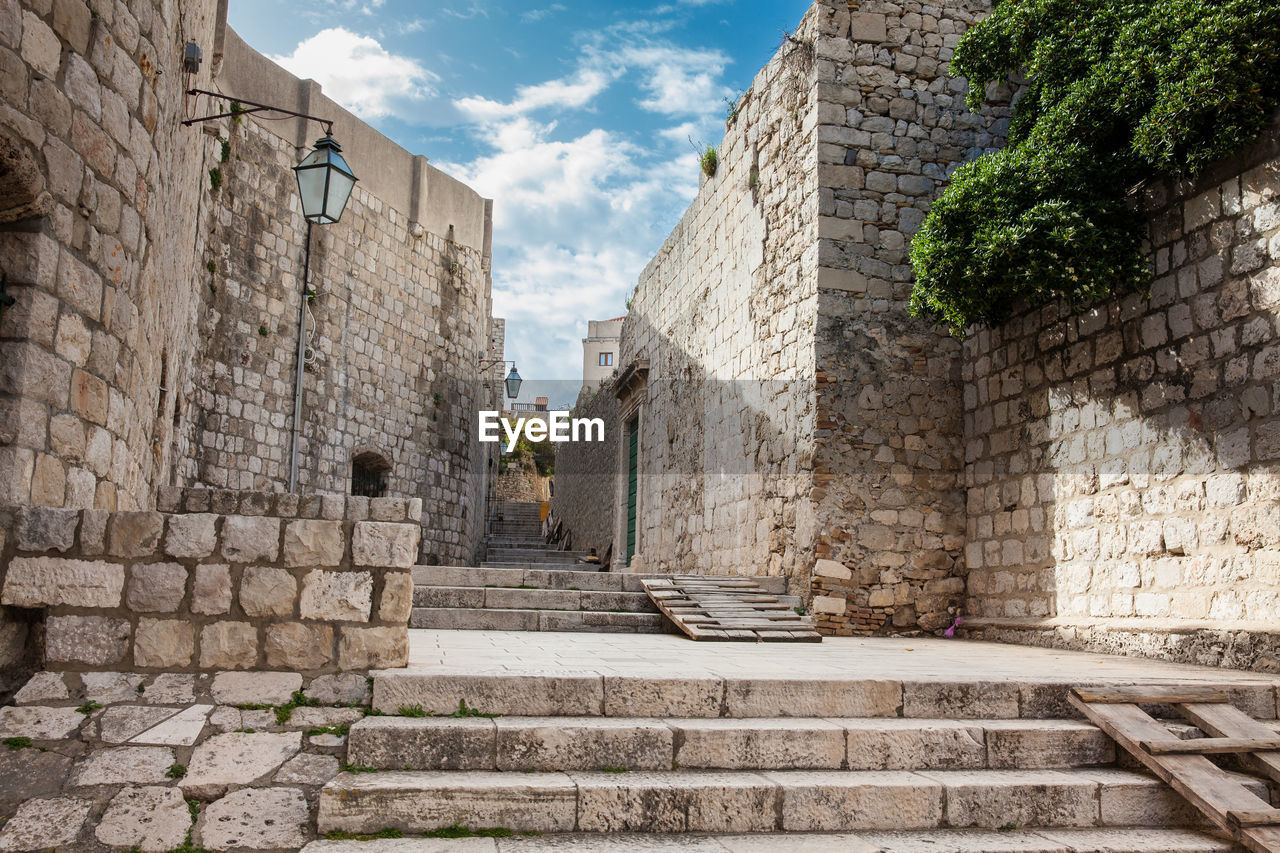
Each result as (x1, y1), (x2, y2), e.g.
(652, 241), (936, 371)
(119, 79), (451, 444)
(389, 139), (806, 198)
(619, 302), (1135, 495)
(0, 635), (1275, 850)
(404, 631), (1280, 689)
(0, 669), (368, 851)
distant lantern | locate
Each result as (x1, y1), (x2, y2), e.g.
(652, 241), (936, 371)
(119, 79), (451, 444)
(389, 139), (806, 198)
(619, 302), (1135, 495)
(505, 365), (523, 400)
(293, 135), (358, 225)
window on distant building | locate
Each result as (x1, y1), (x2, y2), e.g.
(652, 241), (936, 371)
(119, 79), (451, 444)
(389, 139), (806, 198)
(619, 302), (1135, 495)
(599, 352), (614, 367)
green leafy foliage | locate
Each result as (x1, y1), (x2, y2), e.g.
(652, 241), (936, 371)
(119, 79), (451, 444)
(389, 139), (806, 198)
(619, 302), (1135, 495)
(700, 146), (719, 178)
(909, 0), (1280, 336)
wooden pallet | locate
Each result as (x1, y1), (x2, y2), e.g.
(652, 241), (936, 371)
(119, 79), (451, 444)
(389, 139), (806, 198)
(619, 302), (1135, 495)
(1070, 685), (1280, 853)
(641, 576), (822, 642)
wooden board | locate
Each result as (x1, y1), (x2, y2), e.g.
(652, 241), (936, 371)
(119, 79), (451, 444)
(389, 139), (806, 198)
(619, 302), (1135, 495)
(641, 576), (822, 642)
(1070, 689), (1280, 853)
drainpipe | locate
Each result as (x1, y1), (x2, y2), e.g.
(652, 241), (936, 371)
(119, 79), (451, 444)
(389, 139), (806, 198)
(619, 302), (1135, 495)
(288, 221), (313, 493)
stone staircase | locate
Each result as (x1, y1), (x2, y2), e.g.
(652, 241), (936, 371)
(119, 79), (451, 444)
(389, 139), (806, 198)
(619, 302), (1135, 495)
(413, 501), (800, 633)
(313, 670), (1258, 851)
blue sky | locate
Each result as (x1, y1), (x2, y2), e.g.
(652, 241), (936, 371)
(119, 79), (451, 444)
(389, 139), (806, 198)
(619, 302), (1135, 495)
(228, 0), (810, 396)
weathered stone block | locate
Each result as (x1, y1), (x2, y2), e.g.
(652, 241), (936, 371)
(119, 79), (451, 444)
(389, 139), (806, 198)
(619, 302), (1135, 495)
(95, 785), (190, 852)
(603, 676), (722, 717)
(2, 556), (123, 607)
(0, 706), (85, 740)
(210, 671), (303, 706)
(338, 625), (408, 669)
(182, 732), (301, 799)
(126, 562), (188, 612)
(351, 521), (418, 568)
(282, 519), (344, 567)
(264, 622), (334, 670)
(674, 719), (844, 770)
(498, 717), (673, 772)
(45, 615), (131, 665)
(0, 796), (91, 851)
(72, 746), (176, 786)
(575, 771), (779, 832)
(198, 622), (258, 670)
(14, 506), (78, 553)
(349, 717), (496, 770)
(775, 770), (942, 831)
(164, 513), (217, 559)
(239, 566), (297, 618)
(378, 571), (414, 623)
(300, 570), (373, 622)
(843, 719), (985, 771)
(108, 512), (164, 558)
(133, 618), (195, 669)
(304, 673), (371, 706)
(220, 515), (281, 563)
(191, 564), (231, 615)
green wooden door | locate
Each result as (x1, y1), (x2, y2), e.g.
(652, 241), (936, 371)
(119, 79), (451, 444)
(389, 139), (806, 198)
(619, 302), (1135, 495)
(626, 416), (638, 565)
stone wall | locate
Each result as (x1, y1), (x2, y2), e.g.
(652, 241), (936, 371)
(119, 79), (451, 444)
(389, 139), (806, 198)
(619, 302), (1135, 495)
(0, 0), (222, 510)
(185, 32), (497, 568)
(610, 3), (822, 586)
(962, 123), (1280, 670)
(0, 3), (497, 567)
(570, 0), (1002, 627)
(806, 0), (1004, 634)
(551, 384), (619, 558)
(0, 495), (417, 679)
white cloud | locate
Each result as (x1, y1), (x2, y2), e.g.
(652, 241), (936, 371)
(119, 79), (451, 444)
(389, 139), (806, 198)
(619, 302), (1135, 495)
(455, 68), (615, 121)
(621, 45), (733, 116)
(271, 28), (439, 120)
(522, 4), (567, 23)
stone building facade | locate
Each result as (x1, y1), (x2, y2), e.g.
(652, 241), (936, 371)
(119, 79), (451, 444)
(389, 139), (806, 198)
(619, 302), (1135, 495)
(557, 0), (1006, 633)
(556, 0), (1280, 665)
(0, 4), (499, 564)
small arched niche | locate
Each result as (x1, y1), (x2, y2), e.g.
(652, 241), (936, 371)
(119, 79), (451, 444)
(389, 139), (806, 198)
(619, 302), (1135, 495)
(350, 451), (391, 498)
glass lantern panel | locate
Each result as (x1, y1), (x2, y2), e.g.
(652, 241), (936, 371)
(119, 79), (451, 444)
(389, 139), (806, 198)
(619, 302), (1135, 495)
(323, 170), (356, 223)
(295, 166), (329, 222)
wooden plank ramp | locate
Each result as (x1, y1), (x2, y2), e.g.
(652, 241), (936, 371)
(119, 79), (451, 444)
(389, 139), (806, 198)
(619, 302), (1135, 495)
(1070, 685), (1280, 853)
(641, 576), (821, 642)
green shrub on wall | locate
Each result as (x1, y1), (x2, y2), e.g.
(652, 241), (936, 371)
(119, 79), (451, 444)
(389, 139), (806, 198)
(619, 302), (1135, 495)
(908, 0), (1280, 337)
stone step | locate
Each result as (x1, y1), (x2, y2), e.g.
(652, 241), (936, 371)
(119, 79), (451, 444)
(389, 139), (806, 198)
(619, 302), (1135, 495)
(370, 671), (1279, 721)
(317, 767), (1256, 835)
(413, 566), (789, 596)
(481, 558), (596, 563)
(413, 586), (658, 613)
(300, 828), (1241, 852)
(346, 716), (1116, 772)
(485, 550), (594, 562)
(409, 607), (672, 633)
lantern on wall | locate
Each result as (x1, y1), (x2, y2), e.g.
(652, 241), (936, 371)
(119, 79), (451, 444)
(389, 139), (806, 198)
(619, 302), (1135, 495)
(504, 364), (523, 400)
(293, 135), (358, 225)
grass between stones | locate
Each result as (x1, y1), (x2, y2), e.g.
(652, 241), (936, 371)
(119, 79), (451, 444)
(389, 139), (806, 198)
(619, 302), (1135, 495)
(396, 700), (500, 719)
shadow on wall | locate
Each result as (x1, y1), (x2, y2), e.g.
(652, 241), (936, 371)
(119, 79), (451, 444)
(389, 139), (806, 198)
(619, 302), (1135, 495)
(963, 129), (1280, 670)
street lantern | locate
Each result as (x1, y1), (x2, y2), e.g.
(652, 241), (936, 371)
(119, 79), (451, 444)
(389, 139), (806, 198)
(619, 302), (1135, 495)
(294, 135), (358, 225)
(504, 364), (523, 400)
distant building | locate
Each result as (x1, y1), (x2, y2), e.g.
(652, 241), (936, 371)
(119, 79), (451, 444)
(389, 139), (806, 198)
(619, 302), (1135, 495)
(506, 397), (550, 427)
(582, 318), (624, 389)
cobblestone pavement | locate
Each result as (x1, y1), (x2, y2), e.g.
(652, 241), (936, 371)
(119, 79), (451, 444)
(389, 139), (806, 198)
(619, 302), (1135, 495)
(0, 669), (369, 851)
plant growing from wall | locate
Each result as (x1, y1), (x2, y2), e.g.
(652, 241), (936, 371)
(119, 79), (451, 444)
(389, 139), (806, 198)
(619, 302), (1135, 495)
(207, 167), (223, 191)
(908, 0), (1280, 337)
(700, 146), (718, 178)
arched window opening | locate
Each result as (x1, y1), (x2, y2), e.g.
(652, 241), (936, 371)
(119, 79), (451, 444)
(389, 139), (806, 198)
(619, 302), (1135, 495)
(351, 452), (390, 498)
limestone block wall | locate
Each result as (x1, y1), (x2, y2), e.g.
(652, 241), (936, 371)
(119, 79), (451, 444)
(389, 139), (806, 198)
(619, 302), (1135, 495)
(0, 493), (417, 679)
(615, 4), (822, 586)
(962, 124), (1280, 670)
(806, 0), (1005, 634)
(181, 30), (496, 566)
(0, 0), (222, 510)
(551, 384), (620, 558)
(0, 3), (497, 566)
